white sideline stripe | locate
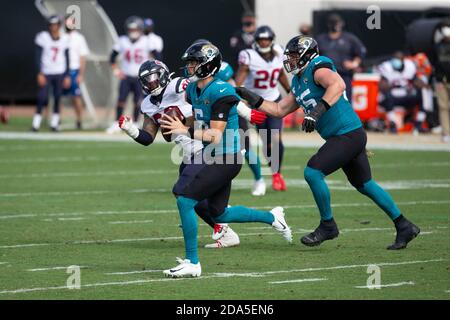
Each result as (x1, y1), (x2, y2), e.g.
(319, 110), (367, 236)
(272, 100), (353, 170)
(0, 155), (161, 164)
(211, 259), (444, 278)
(355, 281), (415, 289)
(1, 200), (450, 220)
(57, 218), (85, 221)
(108, 220), (154, 225)
(3, 179), (450, 197)
(105, 269), (163, 275)
(27, 266), (88, 272)
(0, 259), (442, 295)
(0, 224), (446, 250)
(269, 278), (327, 284)
(0, 169), (175, 179)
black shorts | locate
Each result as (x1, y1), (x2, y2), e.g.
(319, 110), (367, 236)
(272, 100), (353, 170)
(118, 76), (142, 104)
(173, 153), (243, 217)
(307, 127), (372, 188)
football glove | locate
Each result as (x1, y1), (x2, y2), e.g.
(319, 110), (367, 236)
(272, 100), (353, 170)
(235, 87), (264, 109)
(236, 101), (267, 125)
(302, 99), (329, 133)
(118, 115), (139, 139)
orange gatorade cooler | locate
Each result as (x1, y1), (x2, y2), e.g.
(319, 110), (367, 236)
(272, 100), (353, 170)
(351, 73), (380, 122)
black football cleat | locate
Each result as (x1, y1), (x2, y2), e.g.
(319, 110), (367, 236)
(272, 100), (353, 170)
(301, 219), (339, 247)
(387, 216), (420, 250)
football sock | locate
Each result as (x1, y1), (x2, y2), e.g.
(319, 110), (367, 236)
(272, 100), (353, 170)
(357, 179), (401, 220)
(245, 149), (262, 180)
(32, 114), (42, 130)
(176, 196), (199, 264)
(214, 206), (274, 225)
(304, 166), (333, 221)
(116, 106), (124, 121)
(194, 200), (216, 228)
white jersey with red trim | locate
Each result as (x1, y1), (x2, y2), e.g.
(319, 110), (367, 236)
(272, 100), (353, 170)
(140, 77), (191, 124)
(376, 59), (417, 98)
(35, 31), (69, 75)
(238, 44), (284, 101)
(113, 35), (151, 77)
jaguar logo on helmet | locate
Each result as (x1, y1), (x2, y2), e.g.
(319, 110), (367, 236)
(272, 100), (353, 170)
(298, 37), (311, 49)
(202, 45), (216, 59)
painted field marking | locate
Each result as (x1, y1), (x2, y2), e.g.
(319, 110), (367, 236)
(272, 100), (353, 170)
(355, 281), (415, 289)
(0, 169), (175, 179)
(0, 259), (443, 295)
(1, 200), (450, 221)
(105, 270), (163, 275)
(108, 220), (154, 225)
(27, 266), (88, 272)
(269, 278), (327, 284)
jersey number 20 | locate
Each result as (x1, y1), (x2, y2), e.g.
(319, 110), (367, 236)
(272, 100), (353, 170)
(254, 68), (281, 89)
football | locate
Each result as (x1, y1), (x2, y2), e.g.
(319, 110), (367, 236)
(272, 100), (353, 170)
(161, 106), (186, 142)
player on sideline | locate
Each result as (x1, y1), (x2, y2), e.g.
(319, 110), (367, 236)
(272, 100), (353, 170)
(107, 16), (152, 133)
(159, 42), (292, 277)
(63, 14), (90, 130)
(32, 15), (71, 132)
(235, 26), (291, 192)
(119, 60), (265, 249)
(236, 35), (420, 250)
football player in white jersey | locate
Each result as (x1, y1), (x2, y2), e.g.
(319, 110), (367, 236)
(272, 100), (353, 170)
(63, 14), (90, 130)
(32, 15), (71, 132)
(119, 60), (241, 249)
(376, 51), (426, 133)
(107, 16), (152, 133)
(235, 26), (291, 191)
(143, 18), (164, 61)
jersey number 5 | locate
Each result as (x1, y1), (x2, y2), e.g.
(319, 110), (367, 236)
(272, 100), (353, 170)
(254, 68), (281, 89)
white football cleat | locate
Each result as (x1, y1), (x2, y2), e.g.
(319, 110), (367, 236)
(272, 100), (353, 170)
(252, 178), (266, 196)
(163, 257), (201, 278)
(106, 121), (121, 134)
(211, 223), (227, 241)
(205, 225), (240, 248)
(271, 206), (292, 243)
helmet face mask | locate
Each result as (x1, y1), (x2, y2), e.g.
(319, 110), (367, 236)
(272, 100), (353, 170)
(138, 60), (170, 97)
(283, 36), (319, 75)
(181, 42), (222, 82)
(125, 16), (144, 41)
(253, 26), (275, 54)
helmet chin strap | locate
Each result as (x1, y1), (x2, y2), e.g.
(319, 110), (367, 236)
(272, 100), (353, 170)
(254, 42), (273, 54)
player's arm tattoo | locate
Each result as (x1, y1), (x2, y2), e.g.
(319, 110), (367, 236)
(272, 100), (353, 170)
(313, 68), (346, 106)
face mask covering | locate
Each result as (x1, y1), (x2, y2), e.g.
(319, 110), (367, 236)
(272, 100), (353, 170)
(391, 58), (403, 70)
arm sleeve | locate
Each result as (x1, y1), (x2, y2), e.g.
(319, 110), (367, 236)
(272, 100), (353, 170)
(110, 50), (119, 65)
(35, 45), (43, 72)
(210, 95), (239, 121)
(80, 36), (89, 56)
(64, 49), (70, 75)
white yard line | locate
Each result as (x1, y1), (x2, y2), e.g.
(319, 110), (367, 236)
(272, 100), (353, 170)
(269, 278), (327, 284)
(354, 281), (415, 289)
(0, 169), (174, 179)
(108, 220), (154, 225)
(0, 155), (156, 164)
(27, 266), (88, 272)
(1, 199), (450, 221)
(105, 269), (163, 275)
(0, 259), (443, 295)
(0, 188), (168, 198)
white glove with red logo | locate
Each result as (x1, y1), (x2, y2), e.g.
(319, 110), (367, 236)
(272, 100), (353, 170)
(118, 115), (139, 139)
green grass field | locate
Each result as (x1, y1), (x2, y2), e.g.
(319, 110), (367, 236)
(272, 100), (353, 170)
(0, 138), (449, 300)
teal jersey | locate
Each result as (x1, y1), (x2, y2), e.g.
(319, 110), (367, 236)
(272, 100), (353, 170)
(291, 55), (362, 140)
(186, 78), (240, 155)
(215, 61), (234, 82)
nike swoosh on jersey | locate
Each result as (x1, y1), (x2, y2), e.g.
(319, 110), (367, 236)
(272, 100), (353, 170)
(219, 88), (227, 93)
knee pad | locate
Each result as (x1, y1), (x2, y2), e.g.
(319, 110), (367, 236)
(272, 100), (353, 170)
(304, 166), (324, 184)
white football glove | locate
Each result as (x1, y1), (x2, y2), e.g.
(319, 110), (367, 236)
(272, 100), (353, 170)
(173, 135), (203, 157)
(118, 115), (139, 139)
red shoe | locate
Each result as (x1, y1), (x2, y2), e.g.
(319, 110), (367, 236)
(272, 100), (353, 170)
(272, 173), (287, 191)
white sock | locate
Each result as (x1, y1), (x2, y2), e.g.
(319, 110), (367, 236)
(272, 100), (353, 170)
(32, 114), (42, 129)
(387, 111), (397, 123)
(50, 113), (60, 128)
(416, 111), (426, 122)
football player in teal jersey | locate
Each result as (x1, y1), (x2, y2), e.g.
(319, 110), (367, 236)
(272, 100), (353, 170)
(159, 41), (292, 278)
(236, 35), (420, 250)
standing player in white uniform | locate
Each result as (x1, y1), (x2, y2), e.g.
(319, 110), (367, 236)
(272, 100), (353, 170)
(63, 14), (90, 130)
(119, 60), (240, 249)
(32, 15), (70, 132)
(143, 18), (164, 61)
(107, 16), (152, 133)
(235, 26), (291, 191)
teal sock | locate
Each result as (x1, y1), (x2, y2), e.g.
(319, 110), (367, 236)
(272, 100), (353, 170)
(176, 196), (199, 264)
(304, 166), (332, 221)
(214, 206), (274, 225)
(357, 179), (401, 220)
(245, 149), (262, 180)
